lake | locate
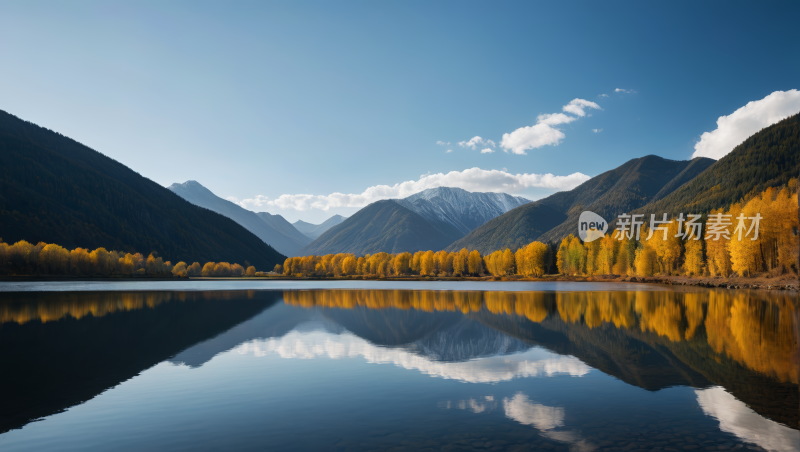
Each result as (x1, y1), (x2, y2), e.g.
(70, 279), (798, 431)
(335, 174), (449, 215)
(0, 281), (797, 451)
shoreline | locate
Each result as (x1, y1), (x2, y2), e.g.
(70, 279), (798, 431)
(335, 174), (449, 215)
(1, 274), (796, 291)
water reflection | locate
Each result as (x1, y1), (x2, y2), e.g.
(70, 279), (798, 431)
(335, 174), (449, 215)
(696, 387), (800, 452)
(285, 289), (799, 385)
(0, 287), (797, 451)
(0, 290), (279, 433)
(236, 331), (590, 383)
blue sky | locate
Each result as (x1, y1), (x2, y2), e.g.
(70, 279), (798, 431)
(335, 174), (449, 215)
(2, 1), (799, 222)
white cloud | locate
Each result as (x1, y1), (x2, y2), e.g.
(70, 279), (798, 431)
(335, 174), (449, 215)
(446, 149), (453, 153)
(615, 88), (635, 93)
(233, 167), (591, 211)
(592, 129), (603, 133)
(537, 113), (577, 126)
(457, 136), (496, 151)
(692, 89), (800, 160)
(436, 141), (450, 146)
(499, 98), (601, 155)
(500, 123), (565, 155)
(480, 148), (494, 154)
(458, 136), (486, 149)
(696, 387), (800, 452)
(562, 98), (602, 117)
(598, 94), (609, 98)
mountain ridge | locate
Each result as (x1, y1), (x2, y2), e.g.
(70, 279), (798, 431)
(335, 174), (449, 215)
(0, 110), (285, 269)
(448, 155), (715, 252)
(168, 181), (310, 257)
(301, 187), (530, 255)
(293, 214), (347, 240)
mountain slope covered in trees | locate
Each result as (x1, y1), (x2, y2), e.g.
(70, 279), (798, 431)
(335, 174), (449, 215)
(293, 214), (347, 240)
(635, 113), (800, 217)
(168, 181), (310, 256)
(0, 110), (285, 269)
(448, 155), (714, 252)
(301, 200), (455, 255)
(535, 155), (715, 243)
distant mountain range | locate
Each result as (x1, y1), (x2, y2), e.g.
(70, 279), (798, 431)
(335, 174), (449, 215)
(293, 215), (346, 240)
(168, 181), (311, 257)
(448, 155), (715, 252)
(301, 187), (530, 255)
(4, 105), (795, 263)
(0, 110), (284, 269)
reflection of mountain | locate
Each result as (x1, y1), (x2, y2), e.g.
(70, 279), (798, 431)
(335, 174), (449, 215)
(0, 291), (282, 434)
(320, 306), (462, 347)
(405, 318), (530, 362)
(169, 302), (316, 367)
(474, 308), (712, 391)
(285, 289), (800, 430)
(236, 330), (590, 383)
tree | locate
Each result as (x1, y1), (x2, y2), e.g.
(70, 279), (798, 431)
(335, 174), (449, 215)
(420, 250), (435, 276)
(634, 245), (658, 277)
(468, 250), (483, 276)
(172, 261), (188, 277)
(342, 256), (357, 275)
(202, 262), (216, 277)
(684, 239), (704, 276)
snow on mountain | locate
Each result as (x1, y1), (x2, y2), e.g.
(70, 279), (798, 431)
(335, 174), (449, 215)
(396, 187), (530, 237)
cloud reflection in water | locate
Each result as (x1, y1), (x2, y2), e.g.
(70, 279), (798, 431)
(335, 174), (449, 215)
(235, 327), (591, 383)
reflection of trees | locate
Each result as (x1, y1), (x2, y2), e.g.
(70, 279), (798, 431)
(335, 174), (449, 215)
(285, 289), (798, 385)
(0, 290), (256, 324)
(0, 290), (278, 433)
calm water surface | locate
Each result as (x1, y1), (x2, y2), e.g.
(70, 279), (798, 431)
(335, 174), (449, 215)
(0, 282), (797, 451)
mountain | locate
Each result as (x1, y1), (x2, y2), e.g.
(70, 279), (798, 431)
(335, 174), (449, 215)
(301, 200), (455, 255)
(255, 211), (312, 249)
(301, 187), (530, 255)
(397, 187), (530, 237)
(446, 203), (567, 253)
(535, 155), (715, 243)
(168, 181), (310, 257)
(448, 155), (715, 252)
(636, 112), (800, 217)
(0, 110), (284, 269)
(293, 214), (347, 240)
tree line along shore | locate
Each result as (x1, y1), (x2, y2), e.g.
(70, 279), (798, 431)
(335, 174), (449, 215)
(1, 181), (797, 290)
(278, 181), (798, 287)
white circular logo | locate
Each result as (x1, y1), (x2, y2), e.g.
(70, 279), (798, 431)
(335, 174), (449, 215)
(578, 211), (608, 242)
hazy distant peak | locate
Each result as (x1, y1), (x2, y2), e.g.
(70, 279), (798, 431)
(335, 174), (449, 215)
(293, 214), (348, 239)
(168, 180), (216, 196)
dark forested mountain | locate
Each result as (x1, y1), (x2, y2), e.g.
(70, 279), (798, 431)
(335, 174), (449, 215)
(167, 181), (310, 256)
(449, 155), (715, 252)
(301, 188), (530, 255)
(293, 214), (347, 240)
(301, 200), (455, 255)
(636, 113), (800, 217)
(0, 110), (284, 269)
(535, 155), (715, 243)
(446, 204), (567, 253)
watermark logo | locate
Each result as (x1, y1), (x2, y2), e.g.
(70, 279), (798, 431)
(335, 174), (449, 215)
(578, 211), (608, 242)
